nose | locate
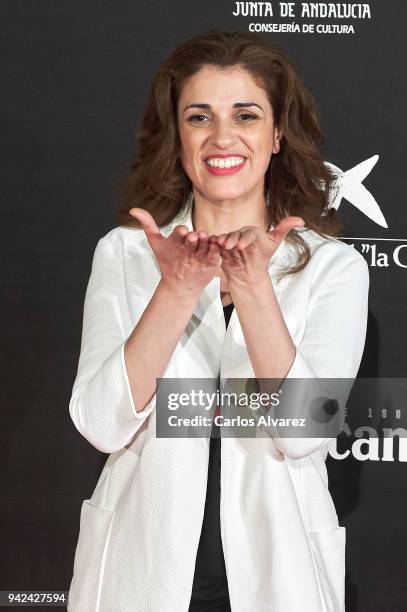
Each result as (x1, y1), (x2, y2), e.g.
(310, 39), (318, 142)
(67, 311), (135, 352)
(210, 118), (239, 149)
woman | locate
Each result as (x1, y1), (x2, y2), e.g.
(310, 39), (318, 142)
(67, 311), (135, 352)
(67, 30), (369, 612)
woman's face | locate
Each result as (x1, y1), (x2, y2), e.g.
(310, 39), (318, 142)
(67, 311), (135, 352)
(177, 64), (281, 202)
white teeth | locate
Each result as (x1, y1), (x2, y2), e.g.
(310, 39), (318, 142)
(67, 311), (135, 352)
(205, 156), (245, 169)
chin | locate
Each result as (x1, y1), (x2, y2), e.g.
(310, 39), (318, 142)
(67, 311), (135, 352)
(202, 185), (249, 202)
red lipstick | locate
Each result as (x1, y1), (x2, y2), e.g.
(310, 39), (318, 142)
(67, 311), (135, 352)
(204, 155), (247, 176)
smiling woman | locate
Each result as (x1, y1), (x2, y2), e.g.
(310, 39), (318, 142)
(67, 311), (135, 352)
(118, 30), (344, 278)
(67, 29), (369, 612)
(177, 65), (280, 220)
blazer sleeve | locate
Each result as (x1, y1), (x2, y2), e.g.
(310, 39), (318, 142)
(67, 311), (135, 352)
(271, 250), (370, 460)
(69, 236), (155, 454)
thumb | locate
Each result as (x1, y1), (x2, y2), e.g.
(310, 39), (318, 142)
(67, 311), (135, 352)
(267, 216), (305, 244)
(129, 208), (163, 246)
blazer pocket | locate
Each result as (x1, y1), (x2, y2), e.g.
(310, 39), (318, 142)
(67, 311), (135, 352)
(307, 525), (346, 612)
(68, 499), (116, 612)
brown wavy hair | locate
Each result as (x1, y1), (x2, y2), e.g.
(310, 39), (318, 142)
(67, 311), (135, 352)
(116, 29), (343, 277)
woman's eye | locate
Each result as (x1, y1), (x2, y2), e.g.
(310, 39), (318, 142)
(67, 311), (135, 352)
(186, 113), (258, 124)
(238, 113), (257, 121)
(187, 114), (209, 123)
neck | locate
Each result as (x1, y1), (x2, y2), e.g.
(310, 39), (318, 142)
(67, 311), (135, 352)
(191, 186), (271, 235)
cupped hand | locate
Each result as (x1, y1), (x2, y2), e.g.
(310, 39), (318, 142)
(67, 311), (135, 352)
(212, 216), (305, 288)
(128, 208), (223, 295)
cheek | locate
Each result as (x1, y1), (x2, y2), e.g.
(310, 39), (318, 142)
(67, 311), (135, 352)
(178, 128), (191, 152)
(178, 137), (193, 171)
(247, 129), (274, 156)
(179, 145), (200, 181)
(256, 136), (276, 168)
(180, 135), (202, 172)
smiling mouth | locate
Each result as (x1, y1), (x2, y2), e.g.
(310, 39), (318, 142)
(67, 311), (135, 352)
(204, 156), (246, 169)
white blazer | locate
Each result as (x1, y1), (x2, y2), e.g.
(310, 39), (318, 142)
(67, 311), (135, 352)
(67, 201), (369, 612)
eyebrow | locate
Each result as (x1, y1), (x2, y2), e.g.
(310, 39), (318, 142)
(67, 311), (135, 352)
(183, 102), (264, 113)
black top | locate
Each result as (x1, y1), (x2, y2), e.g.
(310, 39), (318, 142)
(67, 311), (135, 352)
(188, 302), (234, 612)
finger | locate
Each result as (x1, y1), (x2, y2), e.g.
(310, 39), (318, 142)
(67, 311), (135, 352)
(195, 232), (210, 259)
(236, 229), (258, 250)
(129, 208), (162, 241)
(207, 240), (222, 265)
(268, 216), (305, 244)
(183, 230), (200, 255)
(223, 231), (241, 250)
(269, 217), (305, 236)
(230, 246), (244, 263)
(284, 216), (305, 231)
(215, 233), (228, 246)
(220, 247), (235, 263)
(172, 224), (190, 245)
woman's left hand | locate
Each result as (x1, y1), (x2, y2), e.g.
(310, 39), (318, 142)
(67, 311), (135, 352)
(212, 216), (305, 289)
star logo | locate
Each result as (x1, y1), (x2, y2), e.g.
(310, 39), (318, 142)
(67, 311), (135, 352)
(324, 155), (387, 228)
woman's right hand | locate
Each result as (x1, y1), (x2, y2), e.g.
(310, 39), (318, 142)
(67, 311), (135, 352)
(129, 208), (222, 295)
